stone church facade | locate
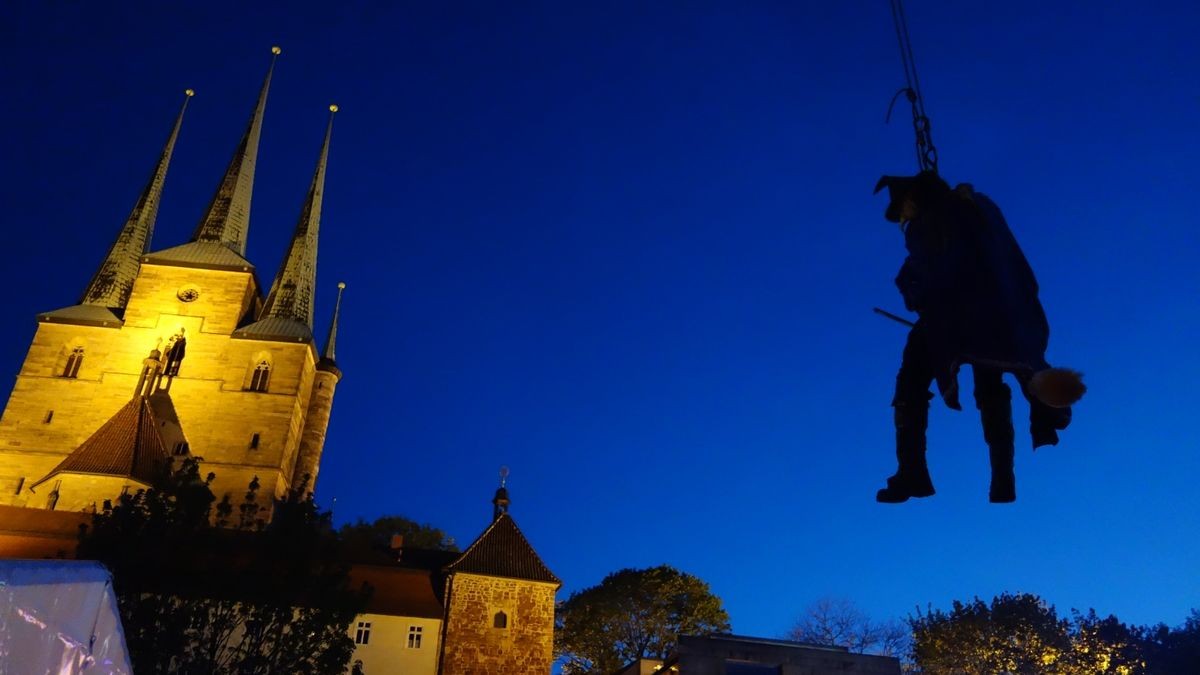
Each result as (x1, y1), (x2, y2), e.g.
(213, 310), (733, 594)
(0, 49), (340, 514)
(0, 49), (559, 674)
(349, 490), (560, 675)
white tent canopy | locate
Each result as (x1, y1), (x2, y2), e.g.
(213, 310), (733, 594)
(0, 559), (132, 674)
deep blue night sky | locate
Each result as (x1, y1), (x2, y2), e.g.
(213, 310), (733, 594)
(3, 1), (1198, 638)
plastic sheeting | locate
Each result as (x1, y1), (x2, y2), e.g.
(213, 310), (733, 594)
(0, 559), (132, 674)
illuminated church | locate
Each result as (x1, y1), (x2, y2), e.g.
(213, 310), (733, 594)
(0, 49), (559, 674)
(0, 48), (339, 515)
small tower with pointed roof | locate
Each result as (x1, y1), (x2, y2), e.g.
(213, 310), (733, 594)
(439, 473), (560, 675)
(292, 280), (346, 490)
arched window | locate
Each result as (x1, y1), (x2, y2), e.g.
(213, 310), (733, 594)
(493, 611), (508, 629)
(248, 361), (271, 393)
(62, 347), (84, 378)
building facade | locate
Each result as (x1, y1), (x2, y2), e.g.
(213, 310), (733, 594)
(0, 49), (344, 516)
(347, 489), (560, 675)
(618, 634), (902, 675)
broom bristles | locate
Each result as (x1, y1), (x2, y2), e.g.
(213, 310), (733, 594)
(1029, 367), (1086, 408)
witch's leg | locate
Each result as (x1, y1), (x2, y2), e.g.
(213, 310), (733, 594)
(877, 326), (936, 503)
(975, 366), (1015, 503)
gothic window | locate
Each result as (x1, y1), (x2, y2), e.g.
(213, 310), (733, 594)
(44, 410), (54, 424)
(354, 621), (371, 645)
(250, 433), (260, 450)
(62, 347), (84, 378)
(407, 625), (422, 648)
(248, 361), (271, 393)
(493, 611), (508, 629)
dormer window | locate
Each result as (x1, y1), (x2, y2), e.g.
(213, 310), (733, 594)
(62, 347), (84, 378)
(248, 361), (271, 393)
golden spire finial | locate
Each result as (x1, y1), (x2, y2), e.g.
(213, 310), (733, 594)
(185, 88), (195, 97)
(337, 281), (346, 290)
(271, 45), (282, 55)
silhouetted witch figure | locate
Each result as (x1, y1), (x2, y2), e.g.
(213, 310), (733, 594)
(164, 328), (187, 377)
(873, 172), (1085, 503)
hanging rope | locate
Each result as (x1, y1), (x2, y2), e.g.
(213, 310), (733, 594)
(886, 0), (938, 174)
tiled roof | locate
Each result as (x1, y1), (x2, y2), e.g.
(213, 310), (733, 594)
(350, 565), (444, 619)
(38, 304), (123, 327)
(232, 316), (314, 343)
(142, 241), (254, 271)
(259, 110), (333, 330)
(445, 514), (559, 585)
(31, 395), (172, 489)
(190, 51), (276, 258)
(80, 91), (190, 311)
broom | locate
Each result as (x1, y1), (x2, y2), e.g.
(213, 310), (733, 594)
(872, 307), (1086, 408)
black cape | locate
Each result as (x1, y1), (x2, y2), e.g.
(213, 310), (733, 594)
(897, 185), (1052, 409)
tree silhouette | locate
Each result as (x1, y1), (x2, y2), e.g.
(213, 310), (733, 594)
(78, 458), (367, 674)
(788, 597), (908, 657)
(909, 592), (1142, 675)
(555, 565), (731, 674)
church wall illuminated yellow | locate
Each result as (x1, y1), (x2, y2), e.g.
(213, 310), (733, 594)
(0, 48), (343, 516)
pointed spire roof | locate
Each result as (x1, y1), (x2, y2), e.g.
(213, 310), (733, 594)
(320, 281), (345, 368)
(265, 106), (335, 324)
(42, 90), (191, 325)
(493, 465), (510, 521)
(190, 46), (279, 257)
(236, 106), (336, 344)
(30, 394), (175, 491)
(445, 514), (560, 585)
(445, 475), (559, 585)
(82, 89), (191, 309)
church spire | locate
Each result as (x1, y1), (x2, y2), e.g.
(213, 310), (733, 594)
(80, 89), (192, 309)
(493, 466), (511, 521)
(191, 46), (279, 256)
(322, 281), (345, 365)
(260, 104), (336, 328)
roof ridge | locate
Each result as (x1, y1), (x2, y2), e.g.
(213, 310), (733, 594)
(31, 396), (172, 490)
(445, 513), (559, 585)
(446, 513), (504, 567)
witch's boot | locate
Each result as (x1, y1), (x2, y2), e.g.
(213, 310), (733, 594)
(980, 385), (1016, 503)
(876, 399), (935, 503)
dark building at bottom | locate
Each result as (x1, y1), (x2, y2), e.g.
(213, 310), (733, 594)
(617, 634), (902, 675)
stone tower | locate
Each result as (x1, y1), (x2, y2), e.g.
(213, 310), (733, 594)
(293, 281), (345, 489)
(439, 480), (560, 675)
(0, 48), (346, 515)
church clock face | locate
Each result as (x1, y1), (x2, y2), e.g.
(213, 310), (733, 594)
(176, 286), (201, 303)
